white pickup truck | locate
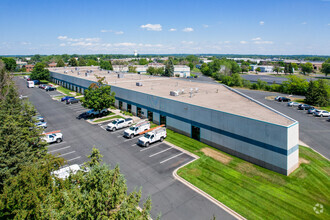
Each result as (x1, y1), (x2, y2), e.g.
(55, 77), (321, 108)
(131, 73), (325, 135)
(52, 164), (81, 180)
(42, 133), (63, 144)
(138, 127), (166, 147)
(123, 120), (150, 139)
(106, 118), (133, 131)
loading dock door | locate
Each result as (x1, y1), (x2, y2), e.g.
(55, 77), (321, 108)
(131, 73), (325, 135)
(127, 104), (132, 113)
(160, 115), (166, 126)
(137, 107), (142, 117)
(148, 111), (153, 121)
(191, 125), (200, 141)
(119, 101), (123, 110)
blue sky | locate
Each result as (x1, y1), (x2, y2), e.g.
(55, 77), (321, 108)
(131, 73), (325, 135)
(0, 0), (329, 55)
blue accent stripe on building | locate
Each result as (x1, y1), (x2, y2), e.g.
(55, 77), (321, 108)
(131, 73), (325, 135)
(116, 97), (298, 156)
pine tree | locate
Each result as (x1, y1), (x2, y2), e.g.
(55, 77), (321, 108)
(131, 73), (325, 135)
(56, 59), (65, 67)
(165, 58), (174, 77)
(305, 80), (318, 105)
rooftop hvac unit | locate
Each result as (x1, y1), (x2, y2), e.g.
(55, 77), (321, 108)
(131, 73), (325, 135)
(136, 82), (143, 86)
(170, 91), (179, 96)
(118, 73), (124, 78)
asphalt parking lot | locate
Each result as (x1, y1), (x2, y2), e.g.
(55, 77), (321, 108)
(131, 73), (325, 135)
(15, 77), (235, 220)
(236, 88), (330, 159)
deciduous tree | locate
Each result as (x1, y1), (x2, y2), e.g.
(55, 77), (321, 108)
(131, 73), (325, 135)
(56, 59), (65, 67)
(68, 57), (78, 66)
(30, 63), (50, 80)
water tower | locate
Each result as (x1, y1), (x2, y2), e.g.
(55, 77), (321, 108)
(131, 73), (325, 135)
(134, 50), (138, 57)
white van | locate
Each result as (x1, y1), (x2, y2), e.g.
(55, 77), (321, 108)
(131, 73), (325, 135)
(123, 120), (150, 139)
(27, 81), (34, 88)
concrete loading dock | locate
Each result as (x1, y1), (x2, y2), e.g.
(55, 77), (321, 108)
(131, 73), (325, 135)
(50, 67), (299, 175)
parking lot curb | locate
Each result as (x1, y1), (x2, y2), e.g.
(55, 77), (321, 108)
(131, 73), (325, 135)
(166, 141), (246, 220)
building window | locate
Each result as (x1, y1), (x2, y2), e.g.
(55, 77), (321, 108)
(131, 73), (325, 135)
(160, 115), (166, 126)
(127, 104), (132, 113)
(191, 125), (200, 141)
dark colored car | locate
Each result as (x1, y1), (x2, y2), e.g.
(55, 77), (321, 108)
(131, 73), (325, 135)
(32, 80), (40, 85)
(61, 96), (74, 102)
(298, 104), (313, 110)
(278, 97), (291, 102)
(66, 98), (80, 104)
(39, 84), (47, 89)
(45, 86), (56, 91)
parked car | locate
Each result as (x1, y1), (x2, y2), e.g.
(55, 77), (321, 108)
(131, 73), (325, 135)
(86, 109), (108, 117)
(61, 96), (74, 102)
(45, 86), (56, 91)
(42, 132), (63, 144)
(27, 81), (34, 88)
(287, 102), (300, 107)
(274, 96), (281, 101)
(52, 164), (81, 180)
(106, 118), (133, 131)
(33, 115), (44, 122)
(138, 127), (167, 147)
(39, 84), (47, 89)
(23, 75), (30, 80)
(313, 110), (330, 117)
(66, 98), (80, 104)
(307, 107), (318, 114)
(32, 80), (40, 85)
(298, 104), (313, 110)
(123, 120), (150, 138)
(35, 121), (47, 128)
(278, 97), (291, 102)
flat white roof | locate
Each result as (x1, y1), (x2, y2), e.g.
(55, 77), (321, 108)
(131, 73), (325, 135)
(50, 67), (294, 126)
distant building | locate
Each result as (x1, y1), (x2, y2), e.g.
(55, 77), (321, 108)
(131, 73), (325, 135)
(25, 64), (35, 72)
(48, 62), (57, 68)
(16, 60), (27, 69)
(113, 64), (190, 77)
(250, 65), (273, 72)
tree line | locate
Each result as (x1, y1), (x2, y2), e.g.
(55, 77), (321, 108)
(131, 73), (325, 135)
(0, 61), (154, 219)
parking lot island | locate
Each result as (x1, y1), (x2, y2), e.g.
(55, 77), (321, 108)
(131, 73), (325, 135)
(50, 67), (299, 175)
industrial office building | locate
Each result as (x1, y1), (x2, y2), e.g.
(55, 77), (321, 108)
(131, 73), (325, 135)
(50, 66), (299, 175)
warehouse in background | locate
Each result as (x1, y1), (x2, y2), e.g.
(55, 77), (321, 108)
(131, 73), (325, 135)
(50, 66), (299, 175)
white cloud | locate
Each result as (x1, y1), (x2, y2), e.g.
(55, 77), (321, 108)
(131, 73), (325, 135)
(182, 27), (194, 32)
(203, 24), (209, 28)
(301, 22), (307, 25)
(57, 36), (68, 40)
(113, 42), (136, 47)
(240, 41), (248, 44)
(140, 24), (162, 31)
(224, 41), (230, 44)
(181, 41), (194, 45)
(254, 40), (273, 44)
(85, 38), (101, 42)
(252, 37), (262, 41)
(101, 30), (124, 34)
(21, 42), (31, 45)
(169, 28), (177, 31)
(259, 21), (265, 26)
(59, 43), (66, 47)
(328, 23), (330, 26)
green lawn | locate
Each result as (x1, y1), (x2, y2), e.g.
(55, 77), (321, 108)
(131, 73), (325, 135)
(92, 114), (123, 123)
(56, 86), (75, 96)
(165, 130), (330, 220)
(191, 67), (201, 73)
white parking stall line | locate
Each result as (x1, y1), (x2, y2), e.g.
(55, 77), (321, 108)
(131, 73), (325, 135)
(123, 137), (137, 142)
(68, 105), (84, 109)
(67, 156), (81, 162)
(117, 135), (122, 138)
(100, 125), (107, 131)
(140, 143), (162, 152)
(56, 151), (75, 157)
(49, 146), (71, 153)
(160, 152), (184, 164)
(132, 144), (137, 147)
(47, 141), (67, 148)
(149, 147), (173, 157)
